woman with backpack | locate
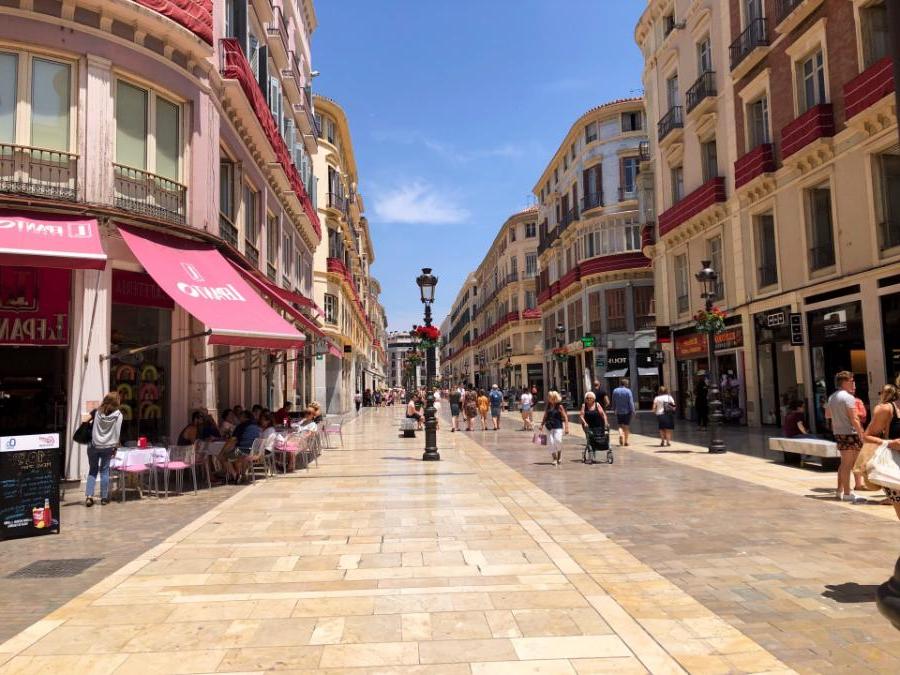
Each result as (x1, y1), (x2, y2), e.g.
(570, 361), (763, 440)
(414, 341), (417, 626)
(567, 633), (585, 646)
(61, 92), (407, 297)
(652, 385), (676, 447)
(86, 392), (123, 506)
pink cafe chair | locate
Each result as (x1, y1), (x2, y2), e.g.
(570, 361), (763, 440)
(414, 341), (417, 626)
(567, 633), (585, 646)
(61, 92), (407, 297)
(155, 445), (198, 497)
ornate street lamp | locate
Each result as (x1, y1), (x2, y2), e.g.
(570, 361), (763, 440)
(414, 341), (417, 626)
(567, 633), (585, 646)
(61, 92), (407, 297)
(504, 344), (513, 389)
(555, 322), (566, 395)
(416, 268), (440, 462)
(696, 260), (726, 454)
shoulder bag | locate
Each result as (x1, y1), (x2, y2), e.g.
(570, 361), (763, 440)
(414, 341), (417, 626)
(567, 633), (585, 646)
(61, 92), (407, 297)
(72, 415), (93, 445)
(866, 442), (900, 491)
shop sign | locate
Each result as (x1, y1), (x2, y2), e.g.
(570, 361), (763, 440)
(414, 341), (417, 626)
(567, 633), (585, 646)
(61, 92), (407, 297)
(0, 267), (70, 346)
(0, 433), (60, 540)
(713, 326), (744, 351)
(675, 333), (707, 359)
(766, 311), (786, 327)
(580, 335), (595, 348)
(790, 313), (804, 346)
(607, 350), (629, 368)
(112, 270), (174, 309)
(594, 349), (607, 370)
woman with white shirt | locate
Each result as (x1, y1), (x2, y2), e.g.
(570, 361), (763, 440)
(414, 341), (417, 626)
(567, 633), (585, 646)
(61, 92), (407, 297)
(652, 385), (676, 446)
(519, 390), (534, 431)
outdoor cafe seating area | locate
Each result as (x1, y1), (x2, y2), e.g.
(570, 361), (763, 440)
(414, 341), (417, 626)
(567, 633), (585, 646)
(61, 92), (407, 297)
(108, 418), (344, 501)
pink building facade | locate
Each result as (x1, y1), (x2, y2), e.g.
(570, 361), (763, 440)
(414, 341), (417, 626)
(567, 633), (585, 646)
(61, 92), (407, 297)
(0, 0), (322, 479)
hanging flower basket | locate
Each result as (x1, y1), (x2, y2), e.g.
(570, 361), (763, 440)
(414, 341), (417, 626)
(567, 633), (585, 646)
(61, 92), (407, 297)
(414, 325), (441, 351)
(552, 346), (569, 362)
(694, 306), (727, 334)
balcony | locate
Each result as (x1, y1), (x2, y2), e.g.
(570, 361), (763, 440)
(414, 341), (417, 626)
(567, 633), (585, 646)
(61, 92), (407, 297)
(266, 6), (290, 67)
(245, 241), (259, 267)
(560, 206), (579, 230)
(506, 271), (519, 283)
(538, 225), (560, 256)
(685, 71), (716, 115)
(113, 164), (186, 225)
(880, 220), (900, 252)
(327, 192), (348, 217)
(729, 18), (768, 74)
(658, 176), (727, 237)
(657, 106), (683, 143)
(734, 143), (776, 189)
(0, 143), (78, 202)
(844, 56), (895, 121)
(581, 191), (603, 213)
(133, 0), (213, 45)
(636, 315), (656, 331)
(774, 0), (824, 35)
(618, 187), (637, 202)
(781, 104), (834, 160)
(219, 213), (238, 247)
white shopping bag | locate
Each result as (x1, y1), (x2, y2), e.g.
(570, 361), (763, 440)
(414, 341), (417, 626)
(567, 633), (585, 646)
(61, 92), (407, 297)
(866, 443), (900, 491)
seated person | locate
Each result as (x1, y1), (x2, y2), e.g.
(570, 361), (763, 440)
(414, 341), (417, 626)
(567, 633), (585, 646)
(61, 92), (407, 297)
(176, 411), (203, 446)
(219, 409), (238, 438)
(296, 407), (318, 432)
(783, 400), (814, 439)
(273, 401), (292, 426)
(200, 410), (220, 440)
(309, 402), (324, 424)
(227, 411), (261, 481)
(406, 396), (424, 430)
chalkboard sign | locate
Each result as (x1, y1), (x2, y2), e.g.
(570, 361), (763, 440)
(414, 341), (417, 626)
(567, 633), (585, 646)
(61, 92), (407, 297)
(0, 434), (61, 540)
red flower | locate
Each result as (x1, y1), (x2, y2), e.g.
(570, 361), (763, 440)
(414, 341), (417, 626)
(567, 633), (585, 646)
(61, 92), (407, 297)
(415, 325), (441, 341)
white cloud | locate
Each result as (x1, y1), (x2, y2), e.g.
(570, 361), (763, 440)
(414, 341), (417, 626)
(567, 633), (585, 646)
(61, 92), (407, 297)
(372, 181), (470, 225)
(372, 129), (535, 165)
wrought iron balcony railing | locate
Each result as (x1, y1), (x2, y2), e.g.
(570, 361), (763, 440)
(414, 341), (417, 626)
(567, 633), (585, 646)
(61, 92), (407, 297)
(657, 106), (684, 141)
(0, 143), (78, 201)
(219, 213), (238, 247)
(775, 0), (804, 25)
(730, 18), (768, 70)
(686, 71), (716, 113)
(639, 140), (651, 161)
(114, 163), (186, 224)
(581, 191), (603, 211)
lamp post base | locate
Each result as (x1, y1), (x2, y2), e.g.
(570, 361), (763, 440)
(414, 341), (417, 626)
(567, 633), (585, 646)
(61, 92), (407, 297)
(422, 450), (441, 461)
(708, 444), (727, 454)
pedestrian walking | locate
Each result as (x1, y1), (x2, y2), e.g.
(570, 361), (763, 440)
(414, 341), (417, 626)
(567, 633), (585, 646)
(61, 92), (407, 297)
(864, 384), (900, 518)
(520, 388), (534, 431)
(448, 386), (462, 432)
(354, 391), (361, 413)
(476, 389), (490, 431)
(489, 384), (504, 430)
(652, 385), (676, 446)
(590, 379), (610, 409)
(579, 392), (608, 463)
(826, 371), (867, 503)
(540, 390), (569, 466)
(463, 387), (478, 431)
(86, 392), (123, 506)
(611, 378), (635, 446)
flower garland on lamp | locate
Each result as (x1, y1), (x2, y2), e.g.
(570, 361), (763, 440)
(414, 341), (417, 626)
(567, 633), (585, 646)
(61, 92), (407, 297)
(693, 306), (727, 334)
(413, 325), (441, 351)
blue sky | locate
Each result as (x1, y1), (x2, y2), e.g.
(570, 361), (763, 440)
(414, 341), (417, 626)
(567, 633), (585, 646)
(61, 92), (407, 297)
(312, 0), (645, 332)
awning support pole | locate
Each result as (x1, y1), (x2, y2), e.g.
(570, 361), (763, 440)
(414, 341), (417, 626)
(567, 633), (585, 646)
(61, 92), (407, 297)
(241, 354), (298, 372)
(193, 347), (254, 366)
(100, 329), (212, 362)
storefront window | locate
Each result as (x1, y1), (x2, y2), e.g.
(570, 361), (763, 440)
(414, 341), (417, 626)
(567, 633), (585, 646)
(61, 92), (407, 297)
(110, 303), (171, 444)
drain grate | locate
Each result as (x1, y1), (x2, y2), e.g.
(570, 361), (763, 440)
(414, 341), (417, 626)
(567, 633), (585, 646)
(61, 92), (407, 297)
(7, 558), (103, 579)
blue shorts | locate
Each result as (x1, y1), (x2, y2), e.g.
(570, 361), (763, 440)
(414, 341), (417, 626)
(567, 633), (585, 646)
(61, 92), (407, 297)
(616, 412), (633, 426)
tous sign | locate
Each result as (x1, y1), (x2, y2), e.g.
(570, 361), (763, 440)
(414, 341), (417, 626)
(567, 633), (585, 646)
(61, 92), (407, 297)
(0, 218), (92, 239)
(175, 262), (247, 302)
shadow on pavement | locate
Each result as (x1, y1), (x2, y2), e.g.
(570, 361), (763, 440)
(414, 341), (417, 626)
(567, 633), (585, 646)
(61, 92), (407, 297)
(823, 583), (878, 603)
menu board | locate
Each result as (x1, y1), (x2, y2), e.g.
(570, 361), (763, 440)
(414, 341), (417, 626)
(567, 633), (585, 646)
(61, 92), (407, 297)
(0, 434), (60, 540)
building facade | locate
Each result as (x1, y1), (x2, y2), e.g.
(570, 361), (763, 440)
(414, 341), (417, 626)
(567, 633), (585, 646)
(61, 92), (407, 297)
(387, 331), (424, 391)
(441, 273), (478, 388)
(533, 99), (658, 407)
(312, 95), (381, 413)
(0, 0), (327, 479)
(637, 0), (898, 428)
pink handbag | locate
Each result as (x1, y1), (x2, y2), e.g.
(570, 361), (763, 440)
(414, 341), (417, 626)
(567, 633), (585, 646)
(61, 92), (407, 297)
(532, 432), (547, 446)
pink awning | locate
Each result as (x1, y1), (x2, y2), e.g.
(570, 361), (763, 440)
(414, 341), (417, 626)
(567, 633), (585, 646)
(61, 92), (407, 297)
(0, 210), (106, 270)
(118, 225), (304, 349)
(328, 343), (344, 359)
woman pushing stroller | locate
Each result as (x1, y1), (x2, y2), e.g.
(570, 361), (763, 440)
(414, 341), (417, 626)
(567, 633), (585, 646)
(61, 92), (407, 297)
(579, 392), (611, 464)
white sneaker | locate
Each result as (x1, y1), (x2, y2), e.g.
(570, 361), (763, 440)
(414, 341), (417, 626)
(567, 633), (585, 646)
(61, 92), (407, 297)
(852, 493), (867, 504)
(840, 493), (855, 502)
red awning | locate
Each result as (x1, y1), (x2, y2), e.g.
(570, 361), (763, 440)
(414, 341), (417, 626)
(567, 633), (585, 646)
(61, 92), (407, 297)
(228, 261), (324, 338)
(0, 210), (106, 269)
(118, 225), (305, 349)
(328, 343), (344, 359)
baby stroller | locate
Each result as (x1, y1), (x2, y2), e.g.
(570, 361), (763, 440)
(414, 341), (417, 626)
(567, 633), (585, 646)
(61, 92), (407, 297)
(582, 425), (613, 464)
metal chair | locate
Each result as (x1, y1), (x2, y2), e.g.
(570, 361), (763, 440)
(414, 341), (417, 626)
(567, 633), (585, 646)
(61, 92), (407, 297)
(156, 444), (198, 497)
(247, 438), (269, 482)
(323, 415), (344, 448)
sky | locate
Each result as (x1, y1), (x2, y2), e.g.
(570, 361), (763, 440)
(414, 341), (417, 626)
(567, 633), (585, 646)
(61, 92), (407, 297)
(311, 0), (646, 333)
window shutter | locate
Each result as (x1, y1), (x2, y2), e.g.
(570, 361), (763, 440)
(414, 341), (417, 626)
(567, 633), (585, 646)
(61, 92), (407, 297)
(235, 0), (248, 52)
(258, 46), (268, 103)
(582, 169), (590, 202)
(618, 158), (625, 196)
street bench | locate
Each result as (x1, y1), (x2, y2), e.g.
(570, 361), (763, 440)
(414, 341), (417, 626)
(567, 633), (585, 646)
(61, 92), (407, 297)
(399, 418), (417, 438)
(768, 437), (840, 468)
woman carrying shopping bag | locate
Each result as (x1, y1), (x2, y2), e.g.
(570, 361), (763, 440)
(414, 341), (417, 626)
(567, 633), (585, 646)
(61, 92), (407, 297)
(864, 383), (900, 519)
(540, 391), (569, 467)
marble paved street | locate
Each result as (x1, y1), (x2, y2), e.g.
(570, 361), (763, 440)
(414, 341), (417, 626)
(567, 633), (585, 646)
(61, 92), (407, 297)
(475, 412), (900, 673)
(0, 408), (797, 674)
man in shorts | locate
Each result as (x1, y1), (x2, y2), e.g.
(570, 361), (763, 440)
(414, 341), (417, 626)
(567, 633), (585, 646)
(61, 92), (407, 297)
(826, 370), (867, 503)
(448, 386), (462, 432)
(611, 378), (635, 446)
(489, 384), (504, 430)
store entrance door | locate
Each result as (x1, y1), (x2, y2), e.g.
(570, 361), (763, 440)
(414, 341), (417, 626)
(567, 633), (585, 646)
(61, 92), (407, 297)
(0, 347), (68, 438)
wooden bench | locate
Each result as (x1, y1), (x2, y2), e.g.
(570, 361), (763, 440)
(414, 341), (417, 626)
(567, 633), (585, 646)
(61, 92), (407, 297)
(768, 437), (840, 468)
(399, 418), (417, 438)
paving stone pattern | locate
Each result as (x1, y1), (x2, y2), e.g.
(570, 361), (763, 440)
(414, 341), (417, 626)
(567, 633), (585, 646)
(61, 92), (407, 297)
(472, 415), (900, 674)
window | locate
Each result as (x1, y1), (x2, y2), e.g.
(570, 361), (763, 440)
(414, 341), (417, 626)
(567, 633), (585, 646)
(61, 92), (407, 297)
(671, 166), (684, 203)
(525, 253), (537, 277)
(588, 291), (602, 334)
(509, 256), (517, 279)
(525, 222), (536, 238)
(633, 287), (655, 328)
(282, 231), (293, 281)
(745, 0), (763, 23)
(606, 288), (626, 332)
(798, 50), (826, 113)
(324, 294), (337, 324)
(563, 153), (568, 171)
(585, 121), (598, 143)
(666, 74), (679, 108)
(525, 290), (536, 310)
(219, 159), (235, 222)
(806, 185), (836, 270)
(861, 1), (889, 69)
(582, 164), (602, 209)
(566, 302), (577, 342)
(876, 150), (900, 251)
(663, 12), (675, 37)
(573, 298), (584, 338)
(754, 213), (778, 287)
(243, 185), (259, 258)
(570, 142), (576, 161)
(509, 225), (517, 242)
(266, 214), (278, 278)
(707, 236), (724, 300)
(622, 156), (640, 195)
(621, 111), (643, 132)
(701, 141), (718, 182)
(625, 221), (642, 251)
(0, 53), (73, 153)
(553, 167), (558, 184)
(675, 254), (689, 313)
(747, 97), (770, 148)
(115, 80), (180, 180)
(697, 36), (712, 74)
